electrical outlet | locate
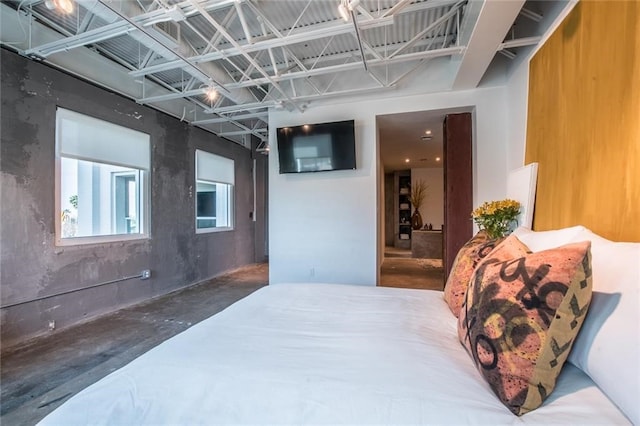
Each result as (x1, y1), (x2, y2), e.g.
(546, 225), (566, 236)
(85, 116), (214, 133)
(141, 269), (151, 280)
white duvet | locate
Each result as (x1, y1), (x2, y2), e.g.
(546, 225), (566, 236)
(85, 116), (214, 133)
(39, 284), (629, 425)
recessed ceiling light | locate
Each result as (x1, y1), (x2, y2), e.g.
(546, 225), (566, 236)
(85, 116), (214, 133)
(425, 129), (432, 135)
(435, 157), (441, 162)
(405, 158), (410, 163)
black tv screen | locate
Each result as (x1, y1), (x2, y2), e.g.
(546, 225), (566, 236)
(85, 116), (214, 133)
(276, 120), (356, 174)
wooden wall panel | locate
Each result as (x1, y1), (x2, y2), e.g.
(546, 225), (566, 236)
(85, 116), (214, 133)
(525, 1), (640, 242)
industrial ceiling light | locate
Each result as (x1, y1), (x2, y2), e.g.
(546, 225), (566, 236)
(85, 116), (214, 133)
(204, 86), (218, 101)
(45, 0), (74, 13)
(338, 0), (361, 21)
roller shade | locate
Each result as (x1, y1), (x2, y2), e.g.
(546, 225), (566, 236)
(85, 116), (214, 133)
(196, 149), (235, 185)
(57, 108), (150, 170)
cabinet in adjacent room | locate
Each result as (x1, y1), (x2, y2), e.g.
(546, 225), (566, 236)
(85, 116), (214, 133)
(394, 171), (412, 249)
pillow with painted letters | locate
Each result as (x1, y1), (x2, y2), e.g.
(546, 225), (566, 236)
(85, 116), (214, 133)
(506, 225), (639, 422)
(443, 231), (502, 317)
(458, 235), (593, 416)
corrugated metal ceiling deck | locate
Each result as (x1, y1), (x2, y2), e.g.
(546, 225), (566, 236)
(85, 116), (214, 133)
(1, 0), (554, 146)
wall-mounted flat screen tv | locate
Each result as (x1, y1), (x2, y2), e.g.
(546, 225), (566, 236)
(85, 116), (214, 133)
(276, 120), (356, 174)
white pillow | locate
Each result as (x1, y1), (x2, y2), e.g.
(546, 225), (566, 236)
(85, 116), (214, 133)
(511, 225), (587, 251)
(566, 229), (640, 425)
(513, 225), (639, 424)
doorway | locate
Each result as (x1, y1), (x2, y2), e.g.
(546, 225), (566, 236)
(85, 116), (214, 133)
(377, 108), (473, 290)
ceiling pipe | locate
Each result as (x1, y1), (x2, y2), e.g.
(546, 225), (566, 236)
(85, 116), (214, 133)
(349, 9), (368, 71)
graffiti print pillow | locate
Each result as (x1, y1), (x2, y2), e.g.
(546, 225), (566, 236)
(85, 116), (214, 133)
(457, 237), (593, 416)
(444, 231), (503, 317)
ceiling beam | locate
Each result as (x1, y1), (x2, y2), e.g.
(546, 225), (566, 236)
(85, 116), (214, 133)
(128, 0), (453, 78)
(388, 1), (464, 59)
(220, 45), (465, 90)
(138, 87), (207, 103)
(96, 1), (234, 98)
(217, 129), (267, 136)
(192, 111), (268, 125)
(189, 0), (303, 112)
(451, 0), (526, 90)
(499, 36), (541, 50)
(234, 1), (253, 44)
(23, 20), (140, 57)
(129, 15), (395, 77)
(22, 0), (242, 58)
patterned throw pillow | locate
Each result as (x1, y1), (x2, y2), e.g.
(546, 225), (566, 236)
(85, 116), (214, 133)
(443, 231), (502, 317)
(457, 235), (531, 353)
(457, 236), (593, 416)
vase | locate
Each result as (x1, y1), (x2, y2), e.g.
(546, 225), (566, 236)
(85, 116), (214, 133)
(411, 208), (423, 230)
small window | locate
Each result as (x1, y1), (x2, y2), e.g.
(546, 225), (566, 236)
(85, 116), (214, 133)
(195, 150), (234, 232)
(56, 108), (150, 245)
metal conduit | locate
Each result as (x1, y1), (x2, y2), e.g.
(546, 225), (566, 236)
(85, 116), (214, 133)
(0, 273), (145, 309)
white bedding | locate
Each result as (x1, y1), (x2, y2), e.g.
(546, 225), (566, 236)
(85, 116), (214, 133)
(39, 284), (629, 425)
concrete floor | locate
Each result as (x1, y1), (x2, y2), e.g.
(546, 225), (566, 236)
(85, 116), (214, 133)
(379, 247), (445, 291)
(1, 263), (269, 425)
(1, 257), (442, 425)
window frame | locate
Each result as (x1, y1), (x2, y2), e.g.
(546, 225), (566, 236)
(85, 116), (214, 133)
(54, 108), (150, 246)
(195, 149), (235, 234)
(111, 169), (142, 235)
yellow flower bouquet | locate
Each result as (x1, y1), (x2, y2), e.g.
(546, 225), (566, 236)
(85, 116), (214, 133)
(471, 199), (521, 239)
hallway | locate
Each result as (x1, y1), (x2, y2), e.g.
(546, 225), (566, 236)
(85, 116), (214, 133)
(379, 247), (445, 290)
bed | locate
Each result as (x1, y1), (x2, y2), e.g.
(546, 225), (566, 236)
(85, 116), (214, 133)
(39, 225), (638, 425)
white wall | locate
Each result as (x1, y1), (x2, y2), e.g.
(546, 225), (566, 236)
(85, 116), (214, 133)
(377, 160), (385, 281)
(411, 167), (444, 230)
(269, 85), (509, 286)
(506, 61), (529, 171)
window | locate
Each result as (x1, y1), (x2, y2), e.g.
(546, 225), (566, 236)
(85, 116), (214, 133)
(195, 150), (234, 232)
(56, 108), (150, 245)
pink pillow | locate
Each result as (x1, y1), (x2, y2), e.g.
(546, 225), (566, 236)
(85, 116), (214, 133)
(458, 236), (593, 416)
(443, 231), (502, 317)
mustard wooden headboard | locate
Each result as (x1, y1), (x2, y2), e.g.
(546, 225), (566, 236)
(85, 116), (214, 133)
(525, 1), (640, 242)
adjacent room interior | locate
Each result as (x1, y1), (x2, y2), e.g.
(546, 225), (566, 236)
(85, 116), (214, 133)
(377, 107), (472, 290)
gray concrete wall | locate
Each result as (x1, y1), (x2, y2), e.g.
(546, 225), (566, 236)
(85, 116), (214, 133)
(0, 49), (267, 348)
(252, 139), (269, 263)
